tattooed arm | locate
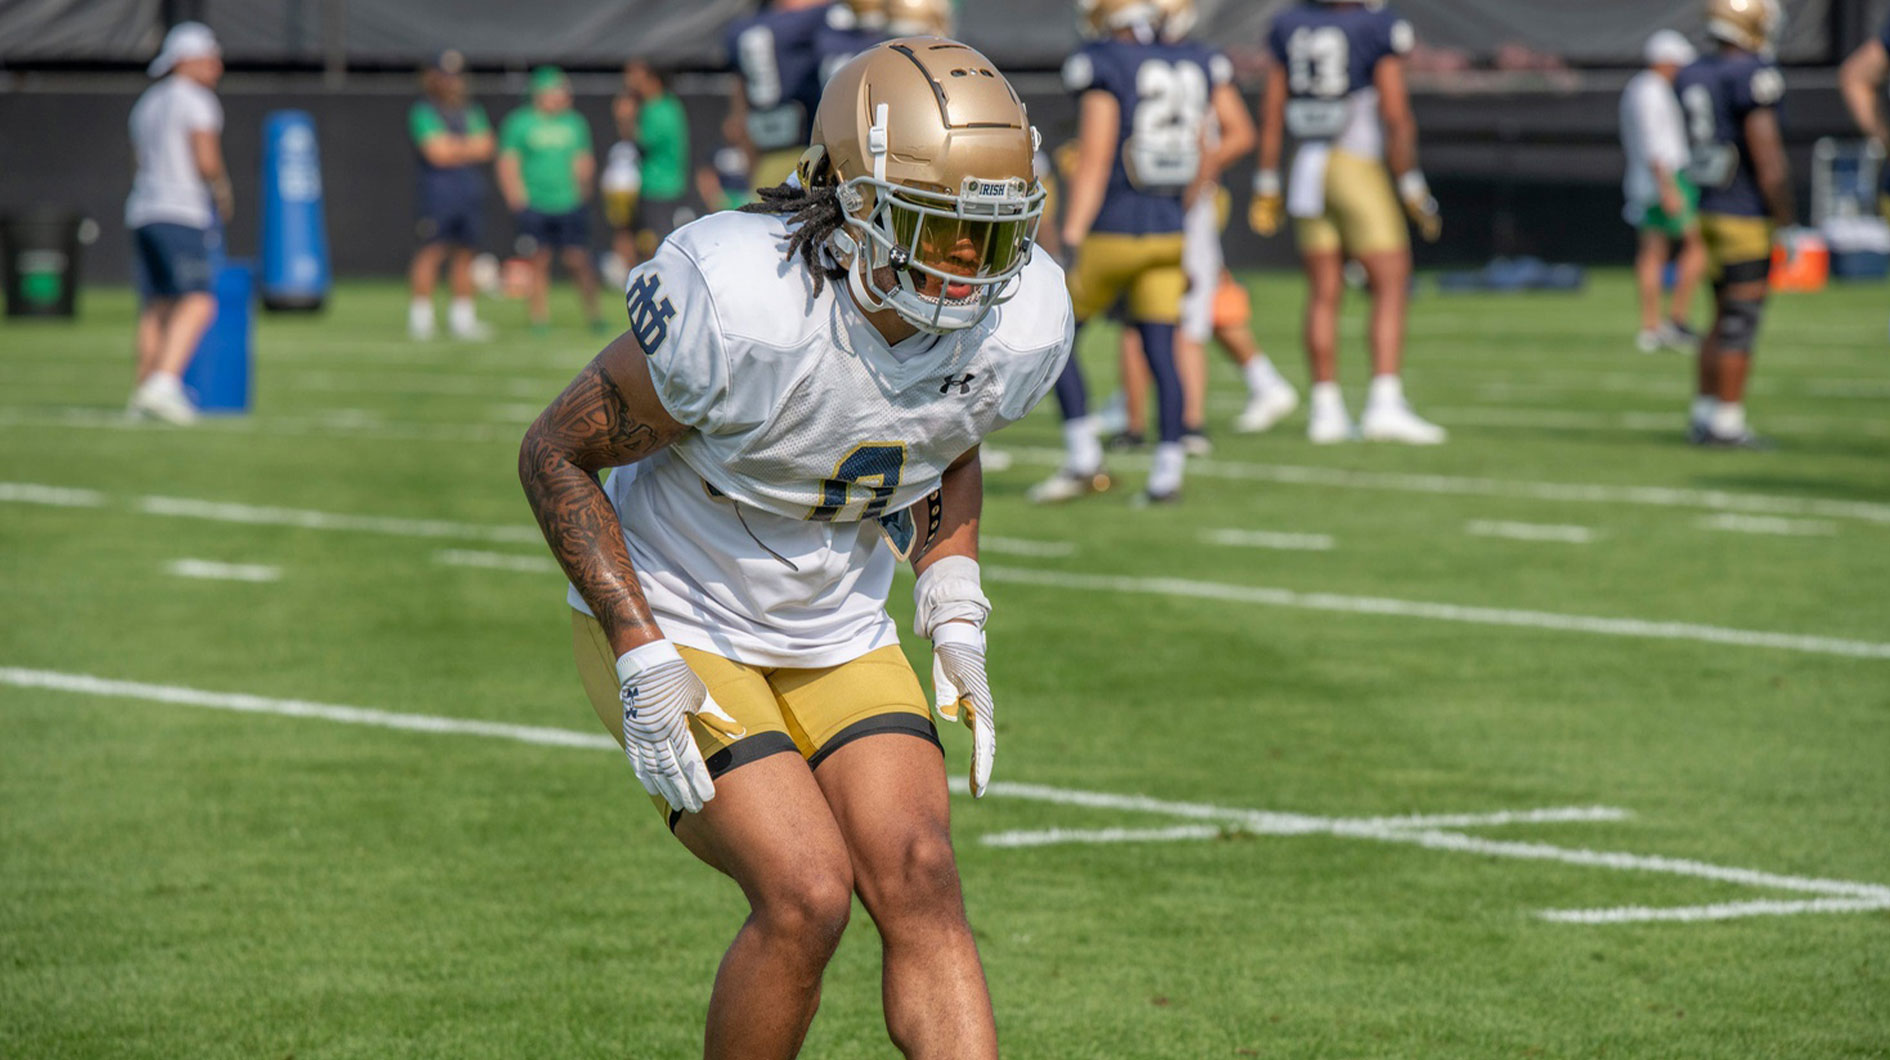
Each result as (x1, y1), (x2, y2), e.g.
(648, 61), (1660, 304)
(519, 330), (688, 656)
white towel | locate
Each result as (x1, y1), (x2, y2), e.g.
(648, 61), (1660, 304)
(1287, 143), (1331, 220)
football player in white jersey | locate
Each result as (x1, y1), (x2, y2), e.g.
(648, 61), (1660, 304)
(520, 39), (1066, 1059)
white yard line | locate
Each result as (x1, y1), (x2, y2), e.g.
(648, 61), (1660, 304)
(1202, 528), (1338, 552)
(9, 483), (1884, 659)
(1001, 446), (1890, 526)
(1699, 513), (1839, 538)
(981, 536), (1078, 558)
(5, 665), (1884, 924)
(0, 407), (518, 445)
(165, 559), (282, 583)
(136, 495), (543, 544)
(1436, 405), (1890, 439)
(1538, 897), (1890, 924)
(0, 666), (616, 750)
(983, 566), (1890, 661)
(437, 548), (559, 573)
(0, 482), (106, 507)
(1465, 520), (1597, 544)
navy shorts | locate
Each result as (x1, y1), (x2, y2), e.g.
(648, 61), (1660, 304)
(416, 197), (482, 248)
(132, 223), (215, 300)
(515, 208), (590, 253)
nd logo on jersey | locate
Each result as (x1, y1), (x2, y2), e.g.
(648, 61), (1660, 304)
(627, 273), (676, 355)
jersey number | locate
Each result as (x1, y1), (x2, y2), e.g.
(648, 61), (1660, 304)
(1287, 27), (1350, 98)
(1681, 83), (1738, 190)
(627, 273), (676, 355)
(1125, 60), (1208, 192)
(811, 443), (906, 521)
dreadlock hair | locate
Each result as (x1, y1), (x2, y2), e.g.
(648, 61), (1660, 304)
(740, 180), (851, 295)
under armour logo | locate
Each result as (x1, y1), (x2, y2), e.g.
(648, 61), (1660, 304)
(940, 373), (978, 396)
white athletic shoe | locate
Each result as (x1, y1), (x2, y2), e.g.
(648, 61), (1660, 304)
(129, 375), (199, 426)
(1306, 403), (1357, 445)
(1635, 329), (1662, 354)
(1360, 401), (1447, 445)
(1026, 469), (1112, 505)
(1234, 383), (1299, 434)
(448, 319), (494, 342)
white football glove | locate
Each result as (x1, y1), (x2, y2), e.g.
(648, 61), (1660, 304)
(930, 622), (996, 798)
(914, 556), (996, 798)
(616, 640), (744, 814)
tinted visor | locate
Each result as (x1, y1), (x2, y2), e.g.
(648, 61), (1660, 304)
(888, 200), (1030, 279)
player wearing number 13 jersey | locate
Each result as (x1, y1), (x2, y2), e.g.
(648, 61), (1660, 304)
(521, 39), (1063, 1058)
(1032, 0), (1245, 505)
(1256, 0), (1445, 446)
(1674, 0), (1792, 447)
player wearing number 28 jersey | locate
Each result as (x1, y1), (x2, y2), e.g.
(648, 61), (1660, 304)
(521, 38), (1063, 1058)
(1032, 0), (1237, 505)
(1256, 0), (1445, 446)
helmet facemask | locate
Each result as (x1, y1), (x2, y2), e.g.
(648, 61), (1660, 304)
(821, 105), (1046, 334)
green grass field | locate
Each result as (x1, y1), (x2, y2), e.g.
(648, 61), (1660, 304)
(4, 271), (1888, 1058)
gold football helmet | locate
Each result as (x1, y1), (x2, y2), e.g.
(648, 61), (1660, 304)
(1706, 0), (1782, 54)
(1077, 0), (1163, 40)
(885, 0), (954, 37)
(805, 38), (1045, 333)
(1152, 0), (1195, 42)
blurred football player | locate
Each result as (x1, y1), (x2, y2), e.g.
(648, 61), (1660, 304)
(1152, 0), (1295, 444)
(1254, 0), (1446, 445)
(725, 0), (835, 192)
(1839, 9), (1890, 218)
(521, 39), (1065, 1059)
(1675, 0), (1792, 447)
(1621, 31), (1705, 354)
(408, 49), (495, 341)
(1031, 0), (1248, 503)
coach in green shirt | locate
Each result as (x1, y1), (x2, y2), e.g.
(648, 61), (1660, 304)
(622, 61), (693, 259)
(498, 66), (601, 331)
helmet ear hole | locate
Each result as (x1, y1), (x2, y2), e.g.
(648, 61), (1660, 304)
(798, 145), (833, 190)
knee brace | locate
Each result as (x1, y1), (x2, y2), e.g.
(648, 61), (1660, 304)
(1713, 293), (1765, 353)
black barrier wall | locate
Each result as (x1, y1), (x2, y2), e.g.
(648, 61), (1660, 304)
(0, 74), (1857, 286)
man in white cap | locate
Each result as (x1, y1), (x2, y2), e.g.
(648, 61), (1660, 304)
(1620, 29), (1705, 354)
(125, 20), (230, 425)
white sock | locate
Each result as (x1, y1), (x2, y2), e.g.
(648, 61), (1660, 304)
(1149, 441), (1186, 496)
(143, 371), (182, 392)
(1367, 374), (1405, 410)
(409, 298), (435, 332)
(1311, 381), (1346, 415)
(1690, 395), (1719, 427)
(449, 297), (477, 331)
(1064, 416), (1103, 476)
(1710, 401), (1746, 437)
(1242, 356), (1282, 396)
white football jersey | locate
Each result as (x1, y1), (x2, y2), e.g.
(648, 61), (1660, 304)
(567, 210), (1073, 668)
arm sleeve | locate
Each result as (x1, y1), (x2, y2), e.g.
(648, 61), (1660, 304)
(1880, 15), (1890, 51)
(1061, 49), (1097, 95)
(1207, 49), (1233, 87)
(410, 102), (443, 144)
(574, 113), (594, 151)
(184, 87), (223, 134)
(1746, 64), (1786, 110)
(467, 105), (491, 136)
(1381, 12), (1416, 59)
(1266, 21), (1289, 65)
(628, 241), (731, 434)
